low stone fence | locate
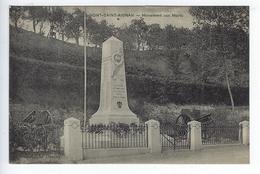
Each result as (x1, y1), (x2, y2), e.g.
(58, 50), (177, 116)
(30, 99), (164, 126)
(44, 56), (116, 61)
(62, 117), (249, 161)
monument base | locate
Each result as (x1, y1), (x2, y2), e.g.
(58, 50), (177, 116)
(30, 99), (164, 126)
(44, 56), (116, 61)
(89, 111), (139, 125)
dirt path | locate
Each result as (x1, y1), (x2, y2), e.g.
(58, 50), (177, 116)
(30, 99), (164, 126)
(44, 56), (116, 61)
(80, 145), (249, 164)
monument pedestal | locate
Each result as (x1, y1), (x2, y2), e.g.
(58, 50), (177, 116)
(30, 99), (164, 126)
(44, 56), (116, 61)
(89, 36), (139, 125)
(89, 111), (139, 125)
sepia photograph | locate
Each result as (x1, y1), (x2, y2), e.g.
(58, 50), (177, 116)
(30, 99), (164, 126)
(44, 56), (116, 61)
(8, 5), (249, 164)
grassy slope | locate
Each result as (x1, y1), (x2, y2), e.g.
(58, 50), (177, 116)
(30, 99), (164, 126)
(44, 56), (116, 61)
(9, 27), (249, 121)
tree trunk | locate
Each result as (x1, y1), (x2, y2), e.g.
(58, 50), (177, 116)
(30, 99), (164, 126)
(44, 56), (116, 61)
(75, 37), (79, 45)
(60, 24), (65, 41)
(225, 70), (235, 112)
(39, 22), (44, 34)
(14, 20), (18, 31)
(137, 41), (140, 50)
(223, 54), (235, 113)
(61, 33), (64, 41)
(220, 26), (235, 113)
(33, 20), (36, 33)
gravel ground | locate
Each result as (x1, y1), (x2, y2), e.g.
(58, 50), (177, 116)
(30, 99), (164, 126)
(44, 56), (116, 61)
(12, 144), (249, 164)
(79, 145), (249, 164)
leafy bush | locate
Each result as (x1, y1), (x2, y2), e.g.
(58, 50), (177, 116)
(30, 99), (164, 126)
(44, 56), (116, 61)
(142, 102), (179, 124)
(9, 120), (62, 163)
(141, 102), (248, 125)
(85, 122), (146, 137)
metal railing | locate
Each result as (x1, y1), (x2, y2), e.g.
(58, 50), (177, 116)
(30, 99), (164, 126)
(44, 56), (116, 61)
(201, 122), (239, 145)
(160, 124), (190, 150)
(10, 122), (63, 160)
(82, 124), (148, 149)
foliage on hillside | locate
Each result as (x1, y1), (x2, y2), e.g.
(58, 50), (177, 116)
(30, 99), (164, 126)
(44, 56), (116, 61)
(9, 7), (249, 89)
(10, 102), (249, 126)
(10, 26), (249, 114)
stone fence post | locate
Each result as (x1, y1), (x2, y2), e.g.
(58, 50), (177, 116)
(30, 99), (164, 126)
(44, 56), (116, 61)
(145, 119), (161, 153)
(64, 117), (83, 161)
(188, 121), (202, 150)
(239, 120), (249, 145)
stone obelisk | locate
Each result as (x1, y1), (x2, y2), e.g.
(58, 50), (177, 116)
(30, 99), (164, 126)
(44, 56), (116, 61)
(89, 36), (139, 125)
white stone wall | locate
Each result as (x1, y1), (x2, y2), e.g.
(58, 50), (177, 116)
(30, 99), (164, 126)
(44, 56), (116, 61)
(239, 120), (249, 145)
(188, 121), (202, 150)
(64, 117), (83, 161)
(145, 119), (161, 153)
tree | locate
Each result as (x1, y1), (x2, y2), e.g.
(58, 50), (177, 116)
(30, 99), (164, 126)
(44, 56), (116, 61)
(163, 25), (175, 49)
(64, 8), (83, 45)
(146, 24), (163, 50)
(118, 27), (136, 50)
(162, 25), (192, 50)
(25, 7), (48, 34)
(189, 6), (249, 112)
(88, 20), (113, 47)
(47, 7), (70, 41)
(129, 18), (148, 50)
(190, 7), (249, 33)
(9, 6), (25, 30)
